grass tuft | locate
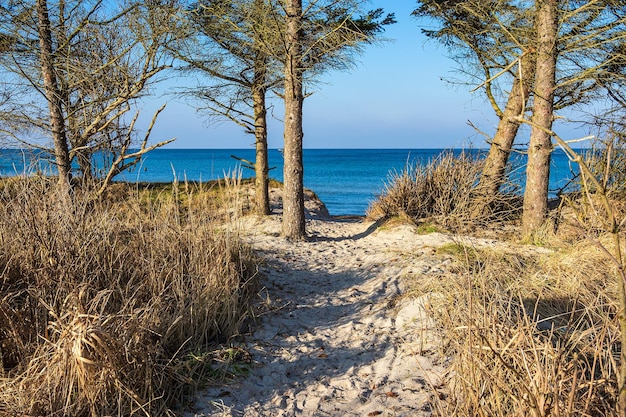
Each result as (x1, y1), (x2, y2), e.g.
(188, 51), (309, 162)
(367, 151), (522, 231)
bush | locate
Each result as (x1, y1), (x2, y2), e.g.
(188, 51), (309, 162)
(0, 178), (257, 416)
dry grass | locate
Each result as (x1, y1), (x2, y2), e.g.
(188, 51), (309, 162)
(365, 146), (624, 416)
(0, 176), (258, 416)
(420, 241), (621, 417)
(367, 151), (522, 231)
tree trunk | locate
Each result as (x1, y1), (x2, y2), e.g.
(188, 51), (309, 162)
(282, 0), (305, 240)
(253, 68), (270, 215)
(36, 0), (71, 190)
(522, 0), (557, 239)
(479, 52), (535, 197)
(252, 0), (270, 216)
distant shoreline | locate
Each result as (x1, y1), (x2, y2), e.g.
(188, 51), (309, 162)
(0, 148), (581, 216)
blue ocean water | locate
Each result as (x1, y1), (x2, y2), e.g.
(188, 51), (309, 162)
(0, 148), (578, 216)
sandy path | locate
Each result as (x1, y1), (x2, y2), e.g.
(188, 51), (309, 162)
(186, 209), (457, 417)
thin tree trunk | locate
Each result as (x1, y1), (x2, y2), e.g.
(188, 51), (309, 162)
(37, 0), (71, 190)
(253, 69), (270, 215)
(282, 0), (305, 239)
(479, 52), (535, 197)
(253, 0), (270, 215)
(522, 0), (557, 239)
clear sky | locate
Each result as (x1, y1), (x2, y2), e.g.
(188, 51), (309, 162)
(142, 1), (499, 149)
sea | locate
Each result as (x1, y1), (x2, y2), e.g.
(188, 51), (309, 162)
(0, 148), (579, 216)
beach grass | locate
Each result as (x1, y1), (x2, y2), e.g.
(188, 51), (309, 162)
(0, 176), (258, 416)
(367, 150), (523, 231)
(419, 239), (621, 416)
(369, 152), (624, 415)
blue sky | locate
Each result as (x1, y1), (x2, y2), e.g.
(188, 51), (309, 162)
(143, 1), (499, 149)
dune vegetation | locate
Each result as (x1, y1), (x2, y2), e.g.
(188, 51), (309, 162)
(367, 151), (523, 232)
(369, 147), (626, 417)
(0, 177), (258, 416)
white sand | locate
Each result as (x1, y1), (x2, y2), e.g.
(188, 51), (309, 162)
(185, 195), (481, 417)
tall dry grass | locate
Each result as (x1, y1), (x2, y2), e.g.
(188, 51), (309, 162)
(423, 243), (620, 416)
(371, 147), (623, 415)
(367, 151), (522, 230)
(0, 176), (258, 416)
